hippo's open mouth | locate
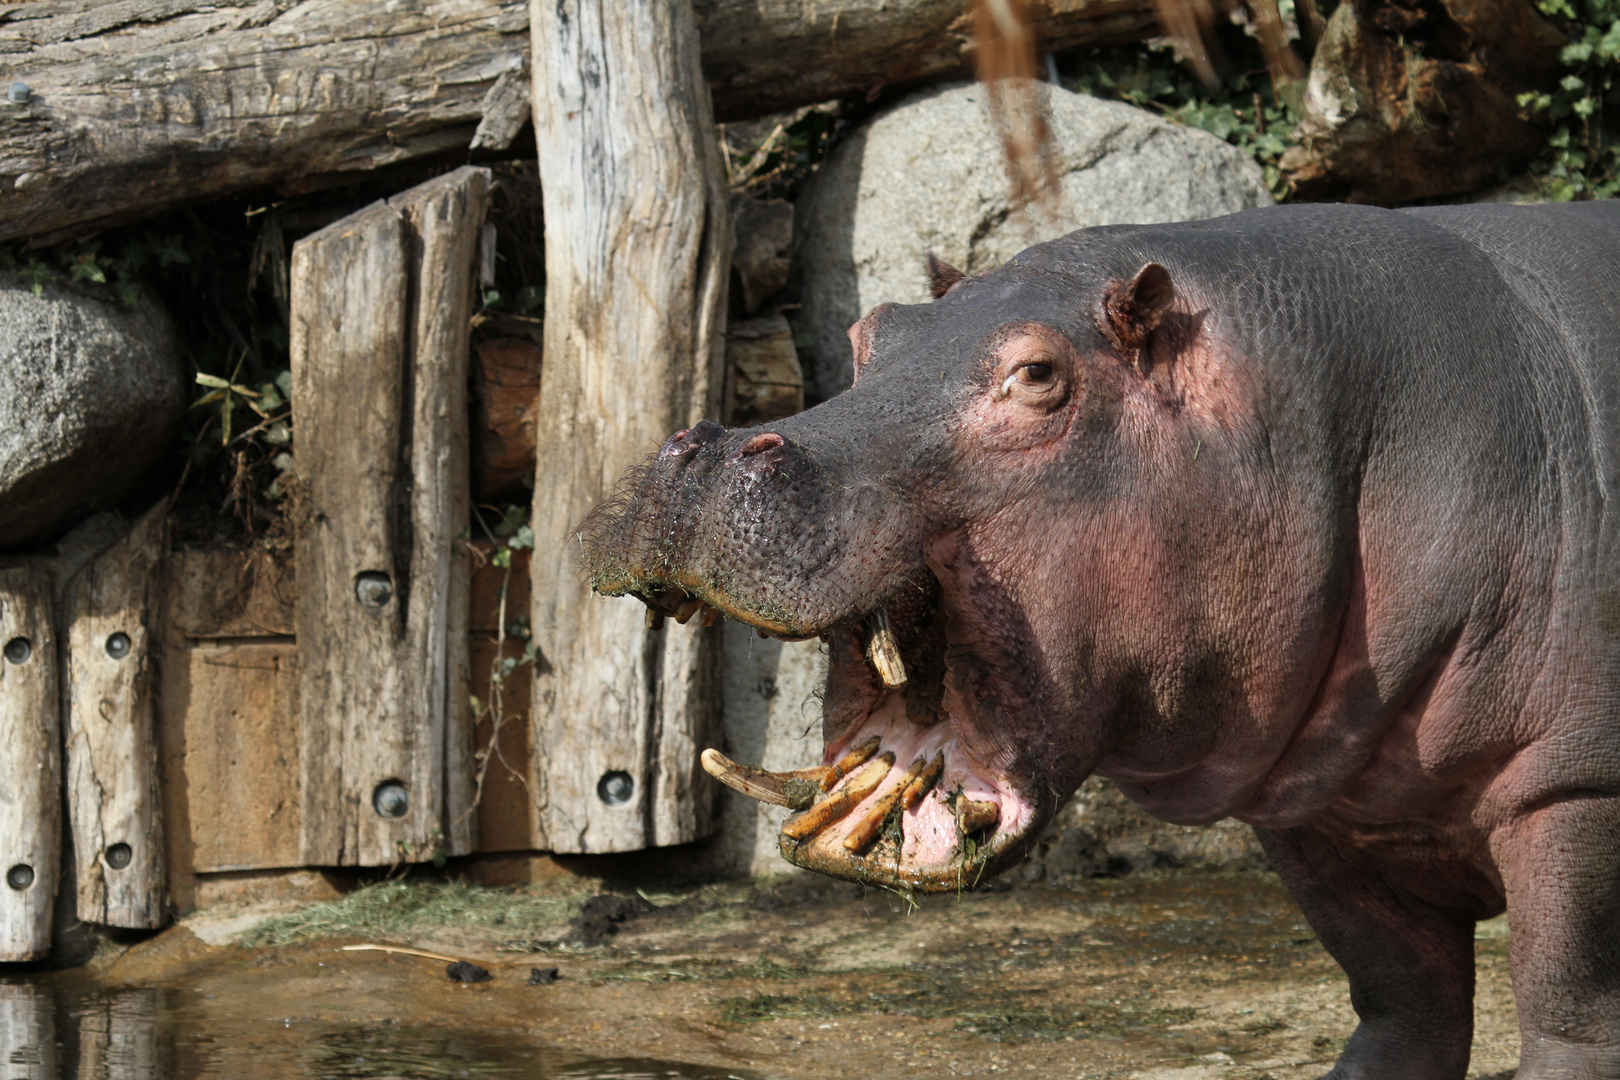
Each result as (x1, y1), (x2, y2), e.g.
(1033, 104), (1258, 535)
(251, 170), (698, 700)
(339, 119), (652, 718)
(614, 561), (1040, 893)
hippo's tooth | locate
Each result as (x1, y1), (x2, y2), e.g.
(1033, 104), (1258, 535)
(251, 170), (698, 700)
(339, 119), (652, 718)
(702, 604), (719, 627)
(782, 753), (895, 841)
(822, 735), (882, 791)
(955, 797), (999, 834)
(900, 753), (945, 810)
(645, 608), (666, 630)
(673, 597), (703, 624)
(866, 607), (908, 689)
(844, 755), (928, 853)
(701, 749), (821, 809)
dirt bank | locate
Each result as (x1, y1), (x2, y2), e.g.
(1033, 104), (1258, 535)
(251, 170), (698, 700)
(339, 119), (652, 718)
(28, 869), (1518, 1079)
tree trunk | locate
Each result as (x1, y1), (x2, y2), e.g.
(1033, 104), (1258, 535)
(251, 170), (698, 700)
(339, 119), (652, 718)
(1279, 0), (1564, 203)
(527, 0), (730, 853)
(0, 0), (1157, 245)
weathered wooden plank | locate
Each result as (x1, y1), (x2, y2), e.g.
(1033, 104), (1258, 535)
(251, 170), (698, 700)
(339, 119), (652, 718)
(156, 549), (299, 910)
(292, 167), (489, 866)
(0, 0), (1159, 244)
(528, 0), (730, 852)
(0, 567), (59, 961)
(0, 983), (55, 1080)
(64, 503), (167, 928)
(163, 548), (295, 640)
(163, 640), (300, 874)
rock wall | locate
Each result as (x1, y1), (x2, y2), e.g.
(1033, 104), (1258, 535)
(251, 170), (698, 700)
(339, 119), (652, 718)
(0, 284), (184, 550)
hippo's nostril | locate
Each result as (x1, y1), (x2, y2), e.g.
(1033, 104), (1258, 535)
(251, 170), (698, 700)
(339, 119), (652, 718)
(739, 432), (786, 456)
(659, 419), (729, 461)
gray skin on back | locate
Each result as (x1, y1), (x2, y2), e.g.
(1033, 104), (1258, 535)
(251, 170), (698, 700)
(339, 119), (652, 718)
(584, 201), (1620, 1079)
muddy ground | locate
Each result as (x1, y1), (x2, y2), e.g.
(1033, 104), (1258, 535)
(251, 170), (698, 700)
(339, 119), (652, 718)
(38, 869), (1519, 1079)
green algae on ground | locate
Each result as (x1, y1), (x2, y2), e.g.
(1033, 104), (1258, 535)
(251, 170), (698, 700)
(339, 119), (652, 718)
(238, 880), (584, 947)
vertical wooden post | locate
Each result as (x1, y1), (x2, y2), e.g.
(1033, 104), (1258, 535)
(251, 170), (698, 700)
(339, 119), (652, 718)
(0, 567), (59, 960)
(64, 504), (167, 928)
(528, 0), (732, 851)
(292, 166), (489, 866)
(0, 983), (55, 1080)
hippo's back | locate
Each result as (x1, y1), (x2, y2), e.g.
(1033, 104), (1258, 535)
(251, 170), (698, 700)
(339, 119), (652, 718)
(1407, 201), (1620, 563)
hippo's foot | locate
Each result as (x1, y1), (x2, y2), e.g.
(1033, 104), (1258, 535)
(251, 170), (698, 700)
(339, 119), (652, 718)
(1312, 1018), (1472, 1080)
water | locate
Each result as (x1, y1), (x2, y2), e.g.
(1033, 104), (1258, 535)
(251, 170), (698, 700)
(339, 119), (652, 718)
(0, 979), (759, 1080)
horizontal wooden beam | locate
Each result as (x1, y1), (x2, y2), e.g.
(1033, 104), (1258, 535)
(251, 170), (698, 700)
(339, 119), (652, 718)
(0, 0), (1157, 244)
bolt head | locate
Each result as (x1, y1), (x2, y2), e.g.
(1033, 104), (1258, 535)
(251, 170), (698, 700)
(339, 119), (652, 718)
(105, 843), (132, 870)
(354, 572), (394, 609)
(597, 770), (634, 807)
(2, 636), (29, 664)
(7, 82), (29, 104)
(5, 864), (33, 890)
(373, 780), (409, 819)
(105, 632), (131, 659)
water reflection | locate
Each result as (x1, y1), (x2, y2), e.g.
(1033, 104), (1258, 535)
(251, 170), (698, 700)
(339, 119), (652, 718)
(0, 980), (759, 1080)
(0, 982), (56, 1079)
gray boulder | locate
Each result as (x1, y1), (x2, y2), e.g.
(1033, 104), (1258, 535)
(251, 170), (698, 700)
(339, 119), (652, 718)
(795, 81), (1274, 399)
(0, 282), (185, 550)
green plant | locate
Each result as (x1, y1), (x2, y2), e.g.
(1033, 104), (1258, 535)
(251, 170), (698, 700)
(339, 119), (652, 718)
(1520, 0), (1620, 199)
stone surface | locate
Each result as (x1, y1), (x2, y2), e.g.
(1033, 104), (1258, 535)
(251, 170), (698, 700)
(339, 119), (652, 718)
(0, 283), (184, 550)
(718, 623), (828, 877)
(794, 81), (1273, 400)
(727, 313), (804, 427)
(1020, 775), (1268, 884)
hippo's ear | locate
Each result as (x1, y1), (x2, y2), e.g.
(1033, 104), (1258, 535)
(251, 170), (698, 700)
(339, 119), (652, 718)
(1098, 263), (1175, 372)
(924, 252), (967, 299)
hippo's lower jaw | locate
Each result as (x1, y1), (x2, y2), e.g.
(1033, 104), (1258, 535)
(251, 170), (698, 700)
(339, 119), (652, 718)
(690, 585), (1044, 894)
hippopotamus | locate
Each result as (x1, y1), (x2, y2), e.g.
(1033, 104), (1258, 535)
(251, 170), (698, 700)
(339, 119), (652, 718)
(582, 201), (1620, 1078)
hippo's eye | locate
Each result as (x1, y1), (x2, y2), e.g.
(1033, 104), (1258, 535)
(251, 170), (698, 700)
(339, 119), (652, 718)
(1020, 363), (1053, 383)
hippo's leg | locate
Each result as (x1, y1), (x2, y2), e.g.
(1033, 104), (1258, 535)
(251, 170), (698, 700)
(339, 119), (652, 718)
(1255, 826), (1476, 1080)
(1490, 796), (1620, 1079)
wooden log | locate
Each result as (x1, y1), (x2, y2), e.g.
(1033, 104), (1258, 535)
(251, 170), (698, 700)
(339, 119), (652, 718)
(291, 166), (488, 866)
(64, 503), (167, 928)
(0, 983), (55, 1080)
(0, 566), (59, 961)
(1279, 0), (1564, 203)
(528, 0), (730, 852)
(697, 0), (1157, 123)
(0, 0), (1158, 244)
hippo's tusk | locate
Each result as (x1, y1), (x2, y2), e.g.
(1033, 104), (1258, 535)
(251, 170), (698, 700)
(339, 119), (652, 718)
(955, 797), (999, 834)
(673, 597), (703, 624)
(782, 753), (895, 841)
(700, 749), (826, 809)
(900, 752), (945, 810)
(702, 604), (719, 627)
(844, 755), (930, 853)
(866, 607), (908, 689)
(822, 735), (882, 791)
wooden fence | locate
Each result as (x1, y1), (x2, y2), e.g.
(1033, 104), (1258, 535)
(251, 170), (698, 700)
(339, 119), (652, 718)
(0, 165), (721, 962)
